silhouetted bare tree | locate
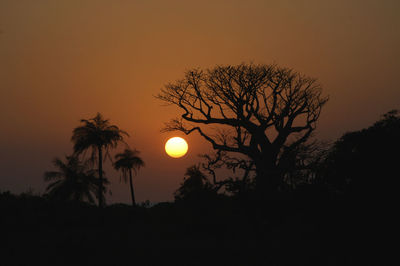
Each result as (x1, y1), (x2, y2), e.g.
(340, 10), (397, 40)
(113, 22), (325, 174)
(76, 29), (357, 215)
(72, 113), (128, 207)
(114, 149), (145, 207)
(157, 63), (328, 197)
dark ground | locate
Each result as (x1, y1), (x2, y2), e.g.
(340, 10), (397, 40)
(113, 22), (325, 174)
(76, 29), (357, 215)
(0, 187), (376, 266)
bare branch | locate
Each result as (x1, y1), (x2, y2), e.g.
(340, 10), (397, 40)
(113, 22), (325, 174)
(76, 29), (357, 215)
(156, 63), (328, 192)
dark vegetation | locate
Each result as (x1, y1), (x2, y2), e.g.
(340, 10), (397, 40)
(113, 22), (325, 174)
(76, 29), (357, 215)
(1, 64), (397, 265)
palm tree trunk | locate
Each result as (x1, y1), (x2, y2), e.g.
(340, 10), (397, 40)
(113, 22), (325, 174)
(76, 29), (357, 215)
(98, 146), (104, 208)
(129, 169), (136, 207)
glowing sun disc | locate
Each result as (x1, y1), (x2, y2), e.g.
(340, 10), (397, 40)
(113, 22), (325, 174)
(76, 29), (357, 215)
(165, 137), (188, 158)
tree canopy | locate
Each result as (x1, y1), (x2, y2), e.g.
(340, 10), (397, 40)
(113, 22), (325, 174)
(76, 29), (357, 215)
(320, 110), (400, 197)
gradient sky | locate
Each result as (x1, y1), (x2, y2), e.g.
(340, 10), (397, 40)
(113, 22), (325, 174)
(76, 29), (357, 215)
(1, 0), (399, 204)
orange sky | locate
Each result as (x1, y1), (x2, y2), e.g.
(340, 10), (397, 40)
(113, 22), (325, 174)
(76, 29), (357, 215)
(1, 0), (399, 203)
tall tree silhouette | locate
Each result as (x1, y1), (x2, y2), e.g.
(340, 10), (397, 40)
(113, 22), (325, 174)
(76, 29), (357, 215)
(113, 148), (145, 206)
(157, 63), (328, 198)
(44, 155), (99, 203)
(72, 113), (128, 207)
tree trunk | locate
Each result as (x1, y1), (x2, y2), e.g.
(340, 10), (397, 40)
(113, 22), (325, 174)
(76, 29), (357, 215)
(255, 161), (281, 201)
(98, 146), (104, 208)
(129, 169), (136, 207)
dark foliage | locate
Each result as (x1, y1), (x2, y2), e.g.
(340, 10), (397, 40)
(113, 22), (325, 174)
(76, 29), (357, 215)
(174, 165), (217, 203)
(320, 110), (400, 199)
(43, 155), (100, 204)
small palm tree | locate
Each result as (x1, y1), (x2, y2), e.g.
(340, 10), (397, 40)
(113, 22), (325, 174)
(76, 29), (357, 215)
(71, 112), (128, 207)
(174, 165), (215, 202)
(114, 149), (145, 206)
(44, 155), (99, 204)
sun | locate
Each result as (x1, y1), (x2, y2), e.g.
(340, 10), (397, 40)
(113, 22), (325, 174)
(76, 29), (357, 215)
(165, 137), (188, 158)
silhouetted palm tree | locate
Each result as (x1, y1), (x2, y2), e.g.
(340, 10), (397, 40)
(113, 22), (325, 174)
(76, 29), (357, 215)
(174, 165), (215, 202)
(114, 149), (145, 206)
(44, 155), (98, 204)
(71, 113), (128, 207)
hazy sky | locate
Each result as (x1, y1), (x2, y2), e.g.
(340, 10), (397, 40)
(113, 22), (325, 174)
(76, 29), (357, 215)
(1, 0), (399, 203)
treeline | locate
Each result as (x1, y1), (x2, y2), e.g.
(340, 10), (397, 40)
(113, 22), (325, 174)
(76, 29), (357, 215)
(36, 110), (400, 210)
(2, 108), (397, 217)
(173, 110), (400, 205)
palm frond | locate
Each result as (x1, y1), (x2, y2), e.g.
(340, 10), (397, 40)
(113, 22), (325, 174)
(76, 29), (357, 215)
(45, 179), (62, 192)
(44, 171), (63, 181)
(43, 155), (99, 204)
(114, 148), (145, 182)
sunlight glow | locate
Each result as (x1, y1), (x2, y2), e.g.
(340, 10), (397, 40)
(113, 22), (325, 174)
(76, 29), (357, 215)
(165, 137), (188, 158)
